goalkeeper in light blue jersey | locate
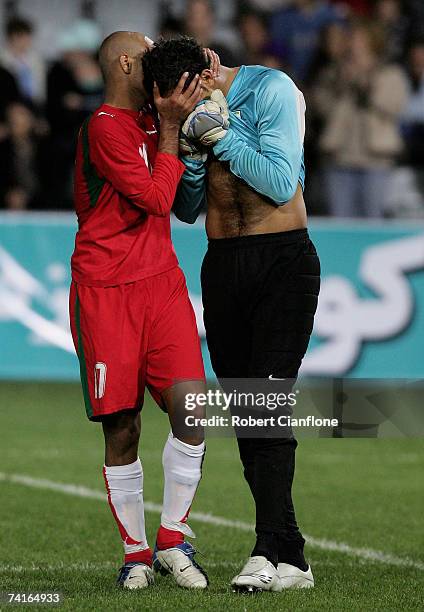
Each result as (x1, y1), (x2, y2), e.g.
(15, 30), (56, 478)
(143, 38), (320, 594)
(173, 61), (307, 225)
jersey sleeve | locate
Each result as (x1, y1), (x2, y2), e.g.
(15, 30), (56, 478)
(172, 157), (207, 223)
(213, 72), (305, 204)
(90, 117), (185, 217)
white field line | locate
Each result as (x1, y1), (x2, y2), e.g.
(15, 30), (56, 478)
(0, 472), (423, 572)
(0, 561), (241, 573)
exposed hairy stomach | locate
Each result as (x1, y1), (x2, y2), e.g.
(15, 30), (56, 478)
(205, 159), (307, 239)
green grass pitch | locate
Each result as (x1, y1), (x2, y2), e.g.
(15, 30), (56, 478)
(0, 382), (423, 611)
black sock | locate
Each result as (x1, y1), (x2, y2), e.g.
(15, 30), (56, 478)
(251, 532), (279, 568)
(278, 538), (308, 571)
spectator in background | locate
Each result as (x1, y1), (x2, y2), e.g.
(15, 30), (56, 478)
(374, 0), (409, 63)
(318, 21), (408, 217)
(46, 19), (103, 209)
(330, 0), (371, 18)
(184, 0), (238, 66)
(247, 0), (290, 8)
(0, 17), (46, 108)
(305, 21), (349, 214)
(0, 65), (19, 123)
(270, 0), (344, 83)
(0, 102), (47, 209)
(408, 0), (424, 40)
(238, 9), (283, 68)
(308, 21), (350, 127)
(402, 40), (424, 167)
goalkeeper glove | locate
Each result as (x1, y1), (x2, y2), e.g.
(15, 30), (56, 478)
(181, 89), (229, 147)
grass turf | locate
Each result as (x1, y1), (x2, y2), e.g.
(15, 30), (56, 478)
(0, 382), (423, 611)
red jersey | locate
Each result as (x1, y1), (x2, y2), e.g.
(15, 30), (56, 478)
(71, 104), (185, 287)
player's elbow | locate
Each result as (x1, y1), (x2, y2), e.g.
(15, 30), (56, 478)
(135, 199), (169, 216)
(270, 178), (297, 204)
(261, 161), (299, 204)
(269, 184), (296, 206)
(181, 213), (198, 224)
(173, 208), (199, 224)
(150, 202), (169, 217)
(133, 190), (171, 217)
(173, 198), (204, 224)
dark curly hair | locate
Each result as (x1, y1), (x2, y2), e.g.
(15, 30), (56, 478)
(142, 36), (209, 97)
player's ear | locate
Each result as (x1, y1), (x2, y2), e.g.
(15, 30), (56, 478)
(119, 54), (132, 74)
(200, 68), (214, 93)
(201, 68), (214, 83)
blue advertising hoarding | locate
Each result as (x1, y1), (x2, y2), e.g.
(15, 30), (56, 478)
(0, 213), (423, 380)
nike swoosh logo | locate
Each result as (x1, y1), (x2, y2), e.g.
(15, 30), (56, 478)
(146, 129), (157, 134)
(97, 111), (115, 118)
(268, 375), (286, 380)
(180, 565), (191, 573)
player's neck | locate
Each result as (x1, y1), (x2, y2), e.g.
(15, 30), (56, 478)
(216, 66), (240, 97)
(103, 85), (146, 112)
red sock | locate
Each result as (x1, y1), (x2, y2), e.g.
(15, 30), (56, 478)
(125, 547), (152, 567)
(156, 526), (184, 550)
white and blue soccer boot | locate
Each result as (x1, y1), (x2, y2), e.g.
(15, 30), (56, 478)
(231, 556), (282, 593)
(117, 562), (154, 589)
(153, 542), (208, 589)
(277, 563), (314, 588)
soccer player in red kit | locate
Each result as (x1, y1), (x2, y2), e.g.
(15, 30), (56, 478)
(69, 31), (210, 590)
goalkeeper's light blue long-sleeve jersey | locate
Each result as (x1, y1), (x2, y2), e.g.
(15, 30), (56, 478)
(173, 65), (306, 224)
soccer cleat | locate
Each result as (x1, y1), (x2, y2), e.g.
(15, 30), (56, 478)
(117, 562), (154, 589)
(153, 542), (208, 589)
(231, 556), (282, 593)
(277, 563), (314, 588)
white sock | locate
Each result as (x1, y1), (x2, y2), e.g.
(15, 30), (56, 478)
(160, 432), (205, 537)
(103, 458), (150, 559)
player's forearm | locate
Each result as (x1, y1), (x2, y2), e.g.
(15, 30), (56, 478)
(214, 130), (299, 203)
(130, 153), (185, 216)
(134, 120), (186, 216)
(158, 120), (180, 157)
(93, 125), (184, 217)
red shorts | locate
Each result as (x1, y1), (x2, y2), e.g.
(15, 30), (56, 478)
(69, 267), (205, 420)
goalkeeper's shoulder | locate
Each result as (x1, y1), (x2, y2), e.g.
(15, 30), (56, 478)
(255, 68), (303, 109)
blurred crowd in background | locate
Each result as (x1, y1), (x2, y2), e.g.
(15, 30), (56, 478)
(0, 0), (423, 217)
